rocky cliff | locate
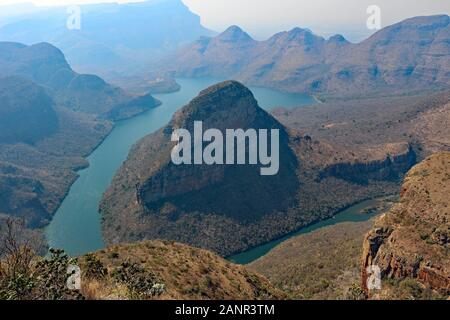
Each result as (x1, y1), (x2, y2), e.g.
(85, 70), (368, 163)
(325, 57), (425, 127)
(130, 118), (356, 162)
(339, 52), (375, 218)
(361, 152), (450, 299)
(320, 143), (416, 184)
(134, 81), (299, 222)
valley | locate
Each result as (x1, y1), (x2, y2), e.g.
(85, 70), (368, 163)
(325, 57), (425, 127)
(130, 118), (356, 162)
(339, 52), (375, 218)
(0, 1), (449, 302)
(46, 77), (315, 256)
(229, 196), (396, 265)
(99, 80), (416, 257)
(0, 41), (161, 250)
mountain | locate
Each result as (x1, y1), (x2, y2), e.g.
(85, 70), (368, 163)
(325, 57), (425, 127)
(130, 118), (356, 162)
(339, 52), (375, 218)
(170, 26), (258, 78)
(0, 76), (58, 144)
(163, 15), (450, 98)
(0, 0), (214, 79)
(362, 152), (450, 299)
(0, 42), (160, 118)
(0, 41), (159, 232)
(100, 81), (416, 256)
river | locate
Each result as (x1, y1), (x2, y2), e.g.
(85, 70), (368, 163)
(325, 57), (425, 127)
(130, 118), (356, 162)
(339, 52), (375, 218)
(45, 77), (315, 256)
(228, 197), (390, 264)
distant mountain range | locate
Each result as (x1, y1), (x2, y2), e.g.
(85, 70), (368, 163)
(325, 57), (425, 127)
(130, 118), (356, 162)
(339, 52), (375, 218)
(0, 0), (214, 79)
(0, 41), (160, 119)
(163, 15), (450, 98)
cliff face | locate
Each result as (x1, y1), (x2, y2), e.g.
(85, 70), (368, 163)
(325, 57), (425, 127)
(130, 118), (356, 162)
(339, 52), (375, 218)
(101, 81), (299, 229)
(320, 144), (416, 184)
(361, 152), (450, 299)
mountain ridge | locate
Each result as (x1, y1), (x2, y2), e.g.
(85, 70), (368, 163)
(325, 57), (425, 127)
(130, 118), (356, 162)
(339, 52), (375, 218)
(162, 15), (450, 98)
(0, 0), (215, 79)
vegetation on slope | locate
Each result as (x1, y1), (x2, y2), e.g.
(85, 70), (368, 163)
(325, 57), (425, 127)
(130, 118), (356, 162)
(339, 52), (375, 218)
(362, 152), (450, 300)
(248, 221), (373, 300)
(0, 219), (283, 300)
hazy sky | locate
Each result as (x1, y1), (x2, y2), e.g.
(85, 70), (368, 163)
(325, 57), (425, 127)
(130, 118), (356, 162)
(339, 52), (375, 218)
(1, 0), (449, 41)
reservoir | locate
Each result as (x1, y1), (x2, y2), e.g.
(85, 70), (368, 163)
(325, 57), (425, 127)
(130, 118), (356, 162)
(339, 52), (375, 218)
(46, 78), (315, 256)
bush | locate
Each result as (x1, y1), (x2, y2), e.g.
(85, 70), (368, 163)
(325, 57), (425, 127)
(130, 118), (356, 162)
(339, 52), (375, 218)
(111, 260), (165, 298)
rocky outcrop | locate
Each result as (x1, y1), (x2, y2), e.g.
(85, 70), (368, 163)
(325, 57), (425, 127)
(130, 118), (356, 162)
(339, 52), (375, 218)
(320, 144), (416, 184)
(361, 152), (450, 299)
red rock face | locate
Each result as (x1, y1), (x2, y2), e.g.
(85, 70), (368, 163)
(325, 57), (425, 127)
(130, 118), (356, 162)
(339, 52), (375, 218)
(418, 267), (450, 293)
(361, 152), (450, 299)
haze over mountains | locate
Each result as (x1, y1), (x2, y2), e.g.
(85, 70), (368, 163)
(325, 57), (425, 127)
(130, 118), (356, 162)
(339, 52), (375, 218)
(0, 0), (214, 79)
(164, 15), (450, 97)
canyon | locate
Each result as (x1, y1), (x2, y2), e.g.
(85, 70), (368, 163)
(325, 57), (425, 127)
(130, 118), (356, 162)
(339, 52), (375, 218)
(100, 81), (417, 257)
(0, 41), (160, 242)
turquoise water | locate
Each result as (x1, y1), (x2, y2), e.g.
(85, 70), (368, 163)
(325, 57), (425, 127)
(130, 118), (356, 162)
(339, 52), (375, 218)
(46, 78), (315, 256)
(228, 198), (387, 265)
